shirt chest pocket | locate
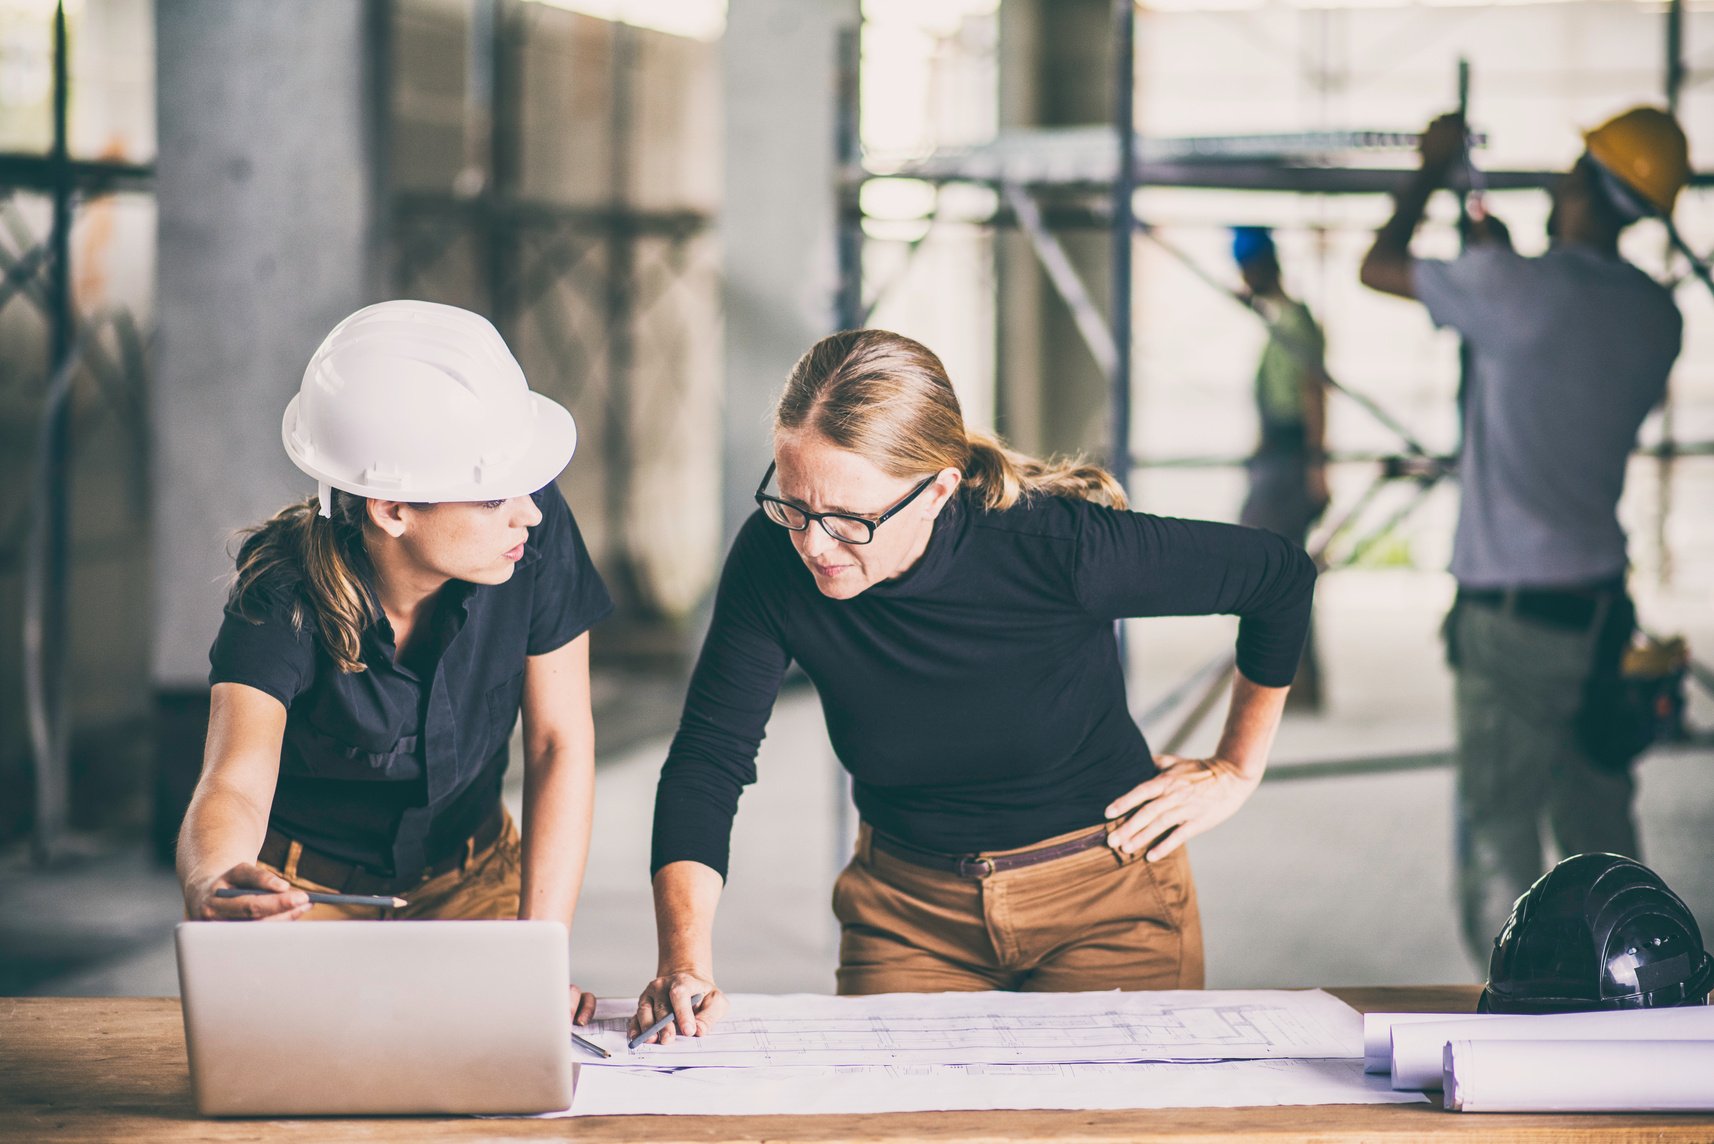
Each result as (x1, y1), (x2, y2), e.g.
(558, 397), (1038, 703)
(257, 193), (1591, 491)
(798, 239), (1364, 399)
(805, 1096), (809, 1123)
(284, 722), (424, 783)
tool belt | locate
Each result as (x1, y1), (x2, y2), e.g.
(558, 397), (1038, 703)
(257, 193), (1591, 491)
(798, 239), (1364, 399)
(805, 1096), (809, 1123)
(870, 825), (1110, 880)
(258, 801), (506, 896)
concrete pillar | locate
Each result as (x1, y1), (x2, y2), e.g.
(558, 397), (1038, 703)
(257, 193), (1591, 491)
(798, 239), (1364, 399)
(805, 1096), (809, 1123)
(720, 0), (854, 544)
(996, 0), (1114, 460)
(151, 0), (385, 852)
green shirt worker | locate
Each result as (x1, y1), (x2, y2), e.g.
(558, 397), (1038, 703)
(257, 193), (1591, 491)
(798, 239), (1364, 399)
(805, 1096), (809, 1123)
(1232, 225), (1329, 537)
(633, 330), (1316, 1044)
(176, 301), (613, 1021)
(1360, 109), (1686, 964)
(1233, 225), (1329, 708)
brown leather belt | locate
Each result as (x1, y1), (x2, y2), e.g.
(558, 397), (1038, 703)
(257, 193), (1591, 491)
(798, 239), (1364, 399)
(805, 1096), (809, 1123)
(258, 802), (506, 896)
(870, 825), (1111, 880)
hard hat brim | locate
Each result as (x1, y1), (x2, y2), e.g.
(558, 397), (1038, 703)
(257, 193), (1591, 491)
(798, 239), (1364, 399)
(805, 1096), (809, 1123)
(282, 391), (579, 505)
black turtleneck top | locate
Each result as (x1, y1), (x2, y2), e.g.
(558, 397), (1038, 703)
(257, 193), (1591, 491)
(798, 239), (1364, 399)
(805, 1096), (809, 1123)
(650, 493), (1316, 879)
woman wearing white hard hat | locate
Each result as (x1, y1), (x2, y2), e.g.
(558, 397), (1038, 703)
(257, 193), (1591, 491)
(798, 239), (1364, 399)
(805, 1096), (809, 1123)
(176, 300), (612, 1022)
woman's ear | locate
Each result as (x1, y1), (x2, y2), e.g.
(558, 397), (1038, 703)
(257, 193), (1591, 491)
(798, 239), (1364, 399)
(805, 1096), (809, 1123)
(367, 498), (410, 539)
(924, 467), (963, 519)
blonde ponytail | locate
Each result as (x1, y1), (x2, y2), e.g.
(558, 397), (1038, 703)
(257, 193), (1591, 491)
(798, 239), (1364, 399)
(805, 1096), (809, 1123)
(230, 491), (377, 674)
(779, 329), (1128, 513)
(962, 431), (1128, 512)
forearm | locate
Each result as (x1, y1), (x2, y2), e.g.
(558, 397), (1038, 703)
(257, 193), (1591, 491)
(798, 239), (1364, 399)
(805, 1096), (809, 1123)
(176, 780), (273, 900)
(1301, 372), (1327, 458)
(1377, 167), (1441, 252)
(1215, 672), (1290, 780)
(1360, 166), (1446, 297)
(652, 860), (724, 976)
(519, 744), (594, 925)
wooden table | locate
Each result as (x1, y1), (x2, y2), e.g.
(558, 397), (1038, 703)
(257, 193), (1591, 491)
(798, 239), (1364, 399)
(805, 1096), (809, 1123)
(4, 987), (1711, 1141)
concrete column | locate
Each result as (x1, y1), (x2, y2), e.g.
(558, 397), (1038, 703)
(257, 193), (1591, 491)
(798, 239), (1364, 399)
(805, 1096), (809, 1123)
(720, 0), (854, 544)
(151, 0), (385, 850)
(996, 0), (1114, 459)
(152, 0), (385, 689)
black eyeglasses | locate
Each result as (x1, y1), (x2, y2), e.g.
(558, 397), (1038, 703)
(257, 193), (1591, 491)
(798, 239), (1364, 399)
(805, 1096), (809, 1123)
(754, 461), (936, 546)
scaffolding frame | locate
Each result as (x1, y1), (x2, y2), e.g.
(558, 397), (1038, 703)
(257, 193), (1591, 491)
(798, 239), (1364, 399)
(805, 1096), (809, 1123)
(392, 1), (718, 620)
(835, 0), (1714, 762)
(1, 2), (155, 864)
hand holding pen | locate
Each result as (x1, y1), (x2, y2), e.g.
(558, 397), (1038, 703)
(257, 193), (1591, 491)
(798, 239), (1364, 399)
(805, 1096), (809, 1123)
(630, 973), (724, 1046)
(187, 863), (315, 921)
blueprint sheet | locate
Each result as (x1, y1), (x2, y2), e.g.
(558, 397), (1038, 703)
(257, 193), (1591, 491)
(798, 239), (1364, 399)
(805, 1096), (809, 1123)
(578, 989), (1364, 1068)
(562, 1060), (1429, 1117)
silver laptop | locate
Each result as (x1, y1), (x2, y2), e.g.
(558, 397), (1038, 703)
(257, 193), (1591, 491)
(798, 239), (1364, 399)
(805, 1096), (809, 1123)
(176, 920), (574, 1116)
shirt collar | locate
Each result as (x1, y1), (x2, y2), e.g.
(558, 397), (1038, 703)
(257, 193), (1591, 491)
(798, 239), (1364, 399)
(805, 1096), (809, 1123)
(863, 494), (966, 600)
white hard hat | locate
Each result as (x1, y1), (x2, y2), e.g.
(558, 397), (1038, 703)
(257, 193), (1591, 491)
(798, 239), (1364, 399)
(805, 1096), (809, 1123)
(283, 300), (577, 517)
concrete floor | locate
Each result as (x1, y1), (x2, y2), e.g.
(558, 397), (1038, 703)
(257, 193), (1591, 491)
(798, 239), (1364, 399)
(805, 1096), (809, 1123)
(4, 568), (1712, 1000)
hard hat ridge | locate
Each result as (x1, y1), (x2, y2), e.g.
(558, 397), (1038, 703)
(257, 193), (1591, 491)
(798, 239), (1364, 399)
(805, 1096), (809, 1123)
(283, 300), (577, 517)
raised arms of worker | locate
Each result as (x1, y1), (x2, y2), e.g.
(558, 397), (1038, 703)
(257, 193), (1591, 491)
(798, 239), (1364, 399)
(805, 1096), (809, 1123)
(177, 683), (310, 921)
(1359, 113), (1466, 299)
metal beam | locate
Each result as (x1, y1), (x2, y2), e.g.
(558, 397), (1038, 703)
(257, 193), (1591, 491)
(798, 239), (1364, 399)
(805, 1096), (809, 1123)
(1001, 182), (1118, 380)
(0, 153), (153, 194)
(849, 162), (1573, 197)
(1109, 0), (1136, 490)
(34, 0), (72, 865)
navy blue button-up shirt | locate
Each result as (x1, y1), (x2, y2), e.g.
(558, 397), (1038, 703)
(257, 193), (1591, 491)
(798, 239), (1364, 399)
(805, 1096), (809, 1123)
(210, 483), (612, 877)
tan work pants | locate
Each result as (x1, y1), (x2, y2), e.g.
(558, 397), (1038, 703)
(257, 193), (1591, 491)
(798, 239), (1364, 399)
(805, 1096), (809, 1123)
(258, 808), (523, 921)
(834, 821), (1204, 995)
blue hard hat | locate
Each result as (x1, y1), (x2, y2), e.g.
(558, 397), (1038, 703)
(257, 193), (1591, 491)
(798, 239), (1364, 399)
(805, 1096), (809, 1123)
(1231, 226), (1276, 266)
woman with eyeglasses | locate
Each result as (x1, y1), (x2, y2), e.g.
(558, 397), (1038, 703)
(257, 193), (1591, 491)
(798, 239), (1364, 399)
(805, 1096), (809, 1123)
(631, 328), (1316, 1043)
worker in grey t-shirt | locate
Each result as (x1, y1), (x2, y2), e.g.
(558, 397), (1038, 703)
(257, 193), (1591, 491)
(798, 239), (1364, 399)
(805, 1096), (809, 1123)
(1359, 107), (1688, 967)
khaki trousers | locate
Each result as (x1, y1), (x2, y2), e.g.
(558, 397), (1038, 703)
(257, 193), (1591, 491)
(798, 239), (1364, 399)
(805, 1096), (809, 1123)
(258, 808), (523, 921)
(834, 821), (1204, 995)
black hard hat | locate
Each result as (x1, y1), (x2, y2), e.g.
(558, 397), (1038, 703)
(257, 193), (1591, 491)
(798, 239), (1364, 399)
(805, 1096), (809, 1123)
(1479, 853), (1714, 1014)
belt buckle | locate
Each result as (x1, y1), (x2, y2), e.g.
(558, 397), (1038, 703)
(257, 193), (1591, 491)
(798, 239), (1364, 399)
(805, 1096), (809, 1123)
(956, 854), (995, 879)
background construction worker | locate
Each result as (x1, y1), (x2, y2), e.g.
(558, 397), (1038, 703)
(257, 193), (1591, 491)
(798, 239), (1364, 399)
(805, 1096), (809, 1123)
(1359, 108), (1688, 967)
(1233, 225), (1328, 709)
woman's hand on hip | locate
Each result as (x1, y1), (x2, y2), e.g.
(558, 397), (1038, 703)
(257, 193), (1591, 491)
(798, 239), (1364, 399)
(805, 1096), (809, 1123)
(630, 969), (725, 1045)
(1104, 755), (1263, 861)
(185, 862), (311, 921)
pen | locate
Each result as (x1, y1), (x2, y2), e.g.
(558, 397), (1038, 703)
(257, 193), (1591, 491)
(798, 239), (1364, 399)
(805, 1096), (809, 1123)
(215, 887), (407, 909)
(628, 992), (705, 1050)
(571, 1032), (611, 1059)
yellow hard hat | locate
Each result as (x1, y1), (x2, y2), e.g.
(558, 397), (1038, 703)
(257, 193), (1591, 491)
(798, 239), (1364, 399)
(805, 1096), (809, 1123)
(1583, 106), (1691, 217)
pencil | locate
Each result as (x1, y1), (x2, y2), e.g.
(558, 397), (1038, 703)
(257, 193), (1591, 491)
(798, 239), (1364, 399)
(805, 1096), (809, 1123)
(571, 1032), (611, 1059)
(628, 993), (706, 1050)
(215, 887), (407, 909)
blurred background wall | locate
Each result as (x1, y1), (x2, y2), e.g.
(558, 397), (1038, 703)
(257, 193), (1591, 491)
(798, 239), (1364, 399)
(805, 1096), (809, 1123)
(0, 0), (1709, 996)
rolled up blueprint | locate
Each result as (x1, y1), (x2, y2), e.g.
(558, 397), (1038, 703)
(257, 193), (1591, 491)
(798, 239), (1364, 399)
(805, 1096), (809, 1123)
(1363, 1013), (1501, 1074)
(1444, 1039), (1714, 1112)
(1392, 1006), (1714, 1090)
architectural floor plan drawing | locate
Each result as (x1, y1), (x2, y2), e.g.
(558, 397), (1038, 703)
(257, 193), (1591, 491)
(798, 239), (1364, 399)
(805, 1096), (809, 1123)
(562, 1058), (1429, 1117)
(582, 989), (1364, 1068)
